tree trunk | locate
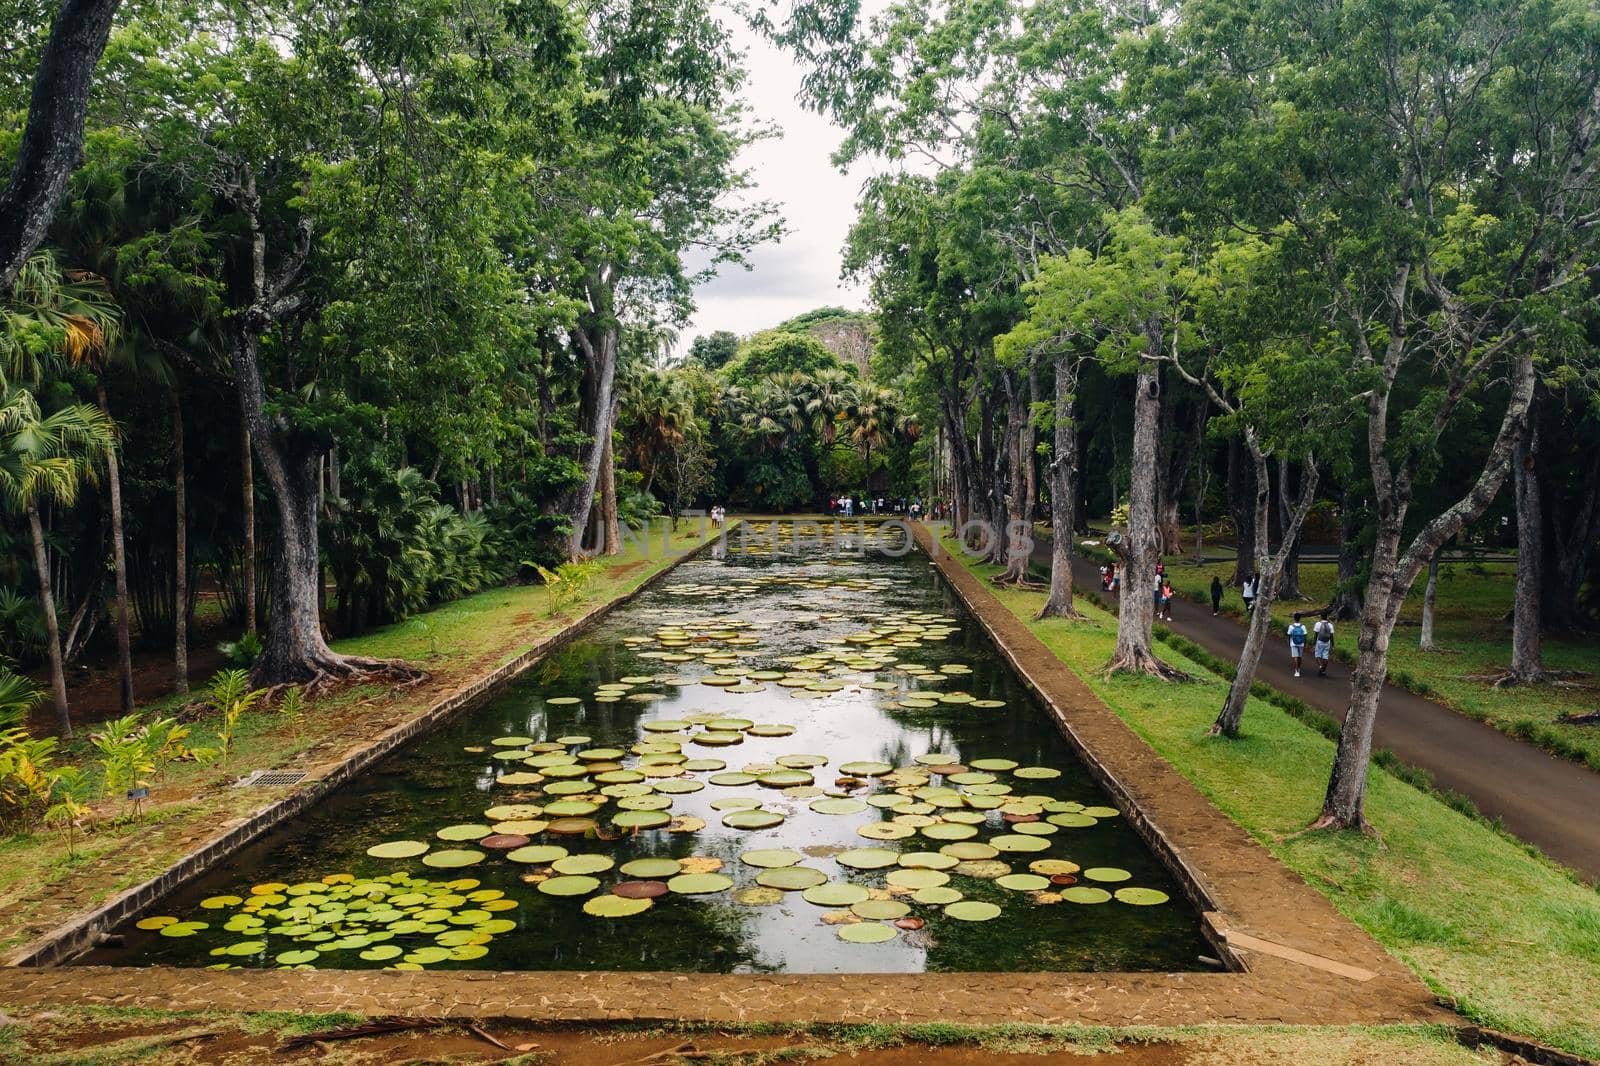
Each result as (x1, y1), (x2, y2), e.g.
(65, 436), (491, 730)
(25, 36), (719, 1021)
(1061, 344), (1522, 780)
(1419, 549), (1441, 651)
(1330, 486), (1366, 620)
(1227, 435), (1256, 587)
(27, 504), (71, 737)
(567, 319), (619, 557)
(241, 419), (257, 635)
(1276, 455), (1303, 600)
(0, 0), (123, 292)
(1192, 405), (1210, 561)
(1211, 440), (1320, 736)
(1106, 363), (1181, 678)
(1037, 352), (1081, 619)
(171, 387), (189, 695)
(1505, 426), (1544, 681)
(995, 369), (1034, 584)
(600, 419), (621, 556)
(96, 379), (135, 713)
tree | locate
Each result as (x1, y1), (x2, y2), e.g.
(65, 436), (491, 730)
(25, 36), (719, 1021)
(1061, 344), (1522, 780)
(687, 330), (739, 370)
(0, 387), (115, 737)
(0, 0), (123, 291)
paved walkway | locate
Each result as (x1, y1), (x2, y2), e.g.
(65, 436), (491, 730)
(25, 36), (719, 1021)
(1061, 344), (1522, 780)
(1026, 535), (1600, 884)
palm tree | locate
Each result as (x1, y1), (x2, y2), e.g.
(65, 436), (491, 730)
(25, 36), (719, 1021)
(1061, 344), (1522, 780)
(805, 367), (857, 448)
(0, 387), (117, 737)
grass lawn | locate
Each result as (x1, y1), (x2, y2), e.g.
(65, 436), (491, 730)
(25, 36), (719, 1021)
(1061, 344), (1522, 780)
(1146, 555), (1600, 772)
(955, 538), (1600, 1060)
(0, 519), (712, 957)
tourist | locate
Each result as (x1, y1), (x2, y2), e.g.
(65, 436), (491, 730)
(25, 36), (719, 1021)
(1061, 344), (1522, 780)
(1287, 612), (1309, 678)
(1313, 613), (1335, 677)
(1241, 573), (1256, 613)
(1160, 578), (1175, 621)
(1101, 563), (1113, 592)
(1110, 564), (1121, 596)
(1210, 575), (1224, 615)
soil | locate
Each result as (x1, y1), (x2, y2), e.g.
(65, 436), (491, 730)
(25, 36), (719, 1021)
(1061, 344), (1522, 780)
(0, 1012), (1518, 1065)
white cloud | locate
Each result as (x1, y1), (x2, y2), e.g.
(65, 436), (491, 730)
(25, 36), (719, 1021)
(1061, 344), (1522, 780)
(680, 11), (876, 346)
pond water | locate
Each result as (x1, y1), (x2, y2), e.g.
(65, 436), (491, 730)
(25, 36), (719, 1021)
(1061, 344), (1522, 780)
(90, 522), (1209, 973)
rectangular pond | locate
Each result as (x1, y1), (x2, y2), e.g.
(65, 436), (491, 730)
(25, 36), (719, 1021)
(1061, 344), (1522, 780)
(88, 522), (1209, 973)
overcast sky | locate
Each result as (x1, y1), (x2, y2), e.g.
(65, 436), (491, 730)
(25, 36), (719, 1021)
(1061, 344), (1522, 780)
(678, 13), (877, 349)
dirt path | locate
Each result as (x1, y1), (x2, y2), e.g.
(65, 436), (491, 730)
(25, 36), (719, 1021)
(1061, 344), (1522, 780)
(1026, 534), (1600, 884)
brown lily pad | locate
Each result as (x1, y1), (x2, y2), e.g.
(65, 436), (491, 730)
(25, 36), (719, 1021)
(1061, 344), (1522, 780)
(478, 834), (530, 850)
(546, 817), (599, 835)
(894, 917), (926, 930)
(613, 881), (670, 899)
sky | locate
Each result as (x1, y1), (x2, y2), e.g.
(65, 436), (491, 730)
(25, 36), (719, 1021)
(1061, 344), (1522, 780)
(678, 13), (877, 350)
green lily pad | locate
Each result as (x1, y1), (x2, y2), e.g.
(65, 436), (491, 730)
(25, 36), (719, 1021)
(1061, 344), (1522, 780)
(613, 810), (671, 829)
(584, 895), (652, 917)
(995, 873), (1051, 891)
(920, 823), (977, 841)
(537, 875), (601, 896)
(839, 761), (893, 776)
(836, 848), (900, 870)
(810, 797), (869, 816)
(954, 859), (1012, 878)
(897, 851), (959, 870)
(1082, 805), (1121, 818)
(734, 886), (785, 906)
(358, 944), (405, 961)
(838, 922), (897, 943)
(940, 842), (999, 860)
(435, 824), (492, 841)
(802, 882), (871, 907)
(547, 697), (582, 706)
(405, 946), (453, 964)
(857, 821), (915, 840)
(755, 866), (828, 890)
(944, 900), (1002, 921)
(667, 873), (735, 894)
(619, 858), (682, 878)
(551, 854), (614, 875)
(886, 868), (948, 889)
(1083, 867), (1131, 883)
(913, 886), (963, 905)
(223, 940), (265, 956)
(757, 769), (813, 788)
(989, 835), (1050, 853)
(1047, 813), (1098, 828)
(1115, 887), (1170, 906)
(1013, 766), (1061, 780)
(722, 809), (784, 830)
(275, 949), (320, 965)
(506, 845), (568, 864)
(421, 850), (484, 868)
(367, 840), (430, 860)
(1062, 886), (1112, 904)
(492, 736), (536, 747)
(851, 899), (911, 920)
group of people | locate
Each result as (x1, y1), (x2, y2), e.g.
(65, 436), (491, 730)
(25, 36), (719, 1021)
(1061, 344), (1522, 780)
(1098, 562), (1177, 622)
(827, 495), (928, 518)
(1212, 572), (1337, 678)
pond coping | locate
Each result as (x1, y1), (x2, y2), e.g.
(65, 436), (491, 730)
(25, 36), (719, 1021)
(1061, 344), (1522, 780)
(1, 528), (727, 970)
(0, 520), (1447, 1030)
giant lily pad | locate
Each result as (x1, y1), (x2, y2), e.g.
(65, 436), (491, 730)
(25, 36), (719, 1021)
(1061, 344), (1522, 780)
(538, 875), (601, 896)
(886, 868), (948, 889)
(506, 845), (567, 864)
(739, 848), (803, 868)
(667, 873), (735, 894)
(755, 866), (828, 890)
(809, 797), (869, 816)
(613, 880), (669, 899)
(989, 835), (1050, 853)
(835, 848), (900, 870)
(422, 850), (485, 868)
(856, 822), (915, 841)
(722, 809), (784, 830)
(944, 901), (1002, 922)
(802, 882), (870, 907)
(838, 922), (897, 944)
(1062, 886), (1112, 904)
(1083, 867), (1131, 883)
(551, 854), (614, 875)
(619, 858), (681, 878)
(1115, 887), (1170, 906)
(851, 899), (911, 920)
(995, 873), (1051, 891)
(435, 824), (492, 841)
(838, 761), (893, 776)
(584, 895), (652, 918)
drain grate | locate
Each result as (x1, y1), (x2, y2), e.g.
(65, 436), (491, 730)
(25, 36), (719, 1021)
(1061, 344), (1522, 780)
(235, 769), (308, 787)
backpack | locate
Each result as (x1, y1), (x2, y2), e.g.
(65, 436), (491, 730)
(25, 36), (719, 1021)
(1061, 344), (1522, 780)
(1315, 620), (1333, 641)
(1288, 623), (1307, 647)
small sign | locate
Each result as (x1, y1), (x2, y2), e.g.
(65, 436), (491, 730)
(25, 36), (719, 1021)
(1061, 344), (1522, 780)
(126, 787), (149, 800)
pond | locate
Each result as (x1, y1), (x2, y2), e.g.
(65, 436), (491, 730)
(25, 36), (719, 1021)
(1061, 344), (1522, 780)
(89, 522), (1210, 974)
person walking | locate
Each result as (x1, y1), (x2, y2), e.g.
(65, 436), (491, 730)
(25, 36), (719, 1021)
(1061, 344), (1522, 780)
(1210, 575), (1224, 615)
(1160, 578), (1175, 621)
(1241, 573), (1256, 613)
(1110, 564), (1121, 596)
(1286, 612), (1309, 678)
(1312, 613), (1335, 677)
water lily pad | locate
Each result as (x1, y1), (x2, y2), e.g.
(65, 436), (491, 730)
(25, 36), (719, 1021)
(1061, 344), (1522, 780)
(920, 823), (977, 841)
(1062, 886), (1112, 904)
(405, 946), (453, 965)
(886, 868), (948, 889)
(1047, 813), (1098, 828)
(158, 921), (208, 937)
(851, 899), (911, 920)
(276, 949), (320, 965)
(667, 873), (735, 894)
(1082, 805), (1121, 818)
(809, 797), (869, 816)
(944, 900), (1002, 922)
(1083, 867), (1131, 883)
(422, 850), (485, 868)
(547, 697), (582, 706)
(136, 916), (178, 930)
(643, 720), (691, 732)
(989, 835), (1050, 853)
(435, 824), (492, 841)
(552, 854), (614, 875)
(613, 880), (670, 899)
(507, 845), (568, 864)
(756, 866), (828, 890)
(995, 873), (1051, 891)
(734, 886), (785, 906)
(200, 895), (243, 909)
(913, 886), (963, 905)
(839, 761), (893, 776)
(682, 758), (726, 772)
(838, 922), (897, 943)
(555, 734), (591, 745)
(953, 860), (1012, 879)
(584, 895), (652, 918)
(746, 723), (795, 736)
(940, 842), (999, 860)
(836, 848), (900, 870)
(709, 772), (757, 786)
(897, 851), (959, 870)
(613, 810), (671, 829)
(802, 882), (870, 907)
(777, 754), (828, 768)
(619, 858), (682, 878)
(757, 769), (813, 788)
(722, 809), (784, 830)
(1115, 887), (1170, 906)
(1011, 822), (1058, 837)
(492, 736), (536, 747)
(546, 817), (599, 835)
(667, 816), (705, 833)
(1028, 859), (1082, 876)
(739, 848), (804, 868)
(538, 875), (601, 896)
(358, 944), (405, 961)
(1013, 766), (1061, 780)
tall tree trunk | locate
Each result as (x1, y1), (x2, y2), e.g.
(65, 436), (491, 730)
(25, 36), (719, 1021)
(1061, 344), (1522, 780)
(1211, 440), (1320, 737)
(1418, 548), (1442, 651)
(566, 317), (619, 557)
(27, 504), (71, 737)
(1330, 486), (1366, 620)
(600, 420), (621, 556)
(1505, 426), (1545, 681)
(0, 0), (123, 291)
(1037, 352), (1081, 619)
(96, 379), (134, 713)
(1106, 363), (1181, 678)
(171, 387), (189, 695)
(1276, 455), (1303, 599)
(1227, 435), (1256, 587)
(995, 369), (1034, 583)
(241, 420), (257, 635)
(1192, 405), (1210, 561)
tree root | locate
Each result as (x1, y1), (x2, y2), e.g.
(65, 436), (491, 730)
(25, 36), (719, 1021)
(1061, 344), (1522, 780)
(1102, 645), (1191, 682)
(1466, 668), (1588, 689)
(1557, 711), (1600, 726)
(991, 570), (1041, 588)
(1303, 811), (1383, 846)
(1034, 602), (1084, 621)
(252, 652), (429, 698)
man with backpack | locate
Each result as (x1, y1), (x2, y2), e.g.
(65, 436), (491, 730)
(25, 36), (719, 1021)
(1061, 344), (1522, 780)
(1286, 612), (1310, 678)
(1312, 613), (1335, 677)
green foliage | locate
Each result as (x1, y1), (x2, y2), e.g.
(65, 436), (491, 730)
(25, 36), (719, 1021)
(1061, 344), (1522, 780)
(275, 688), (306, 743)
(217, 632), (263, 669)
(88, 715), (156, 816)
(0, 587), (45, 665)
(723, 332), (845, 384)
(686, 331), (739, 370)
(206, 670), (265, 777)
(532, 560), (605, 617)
